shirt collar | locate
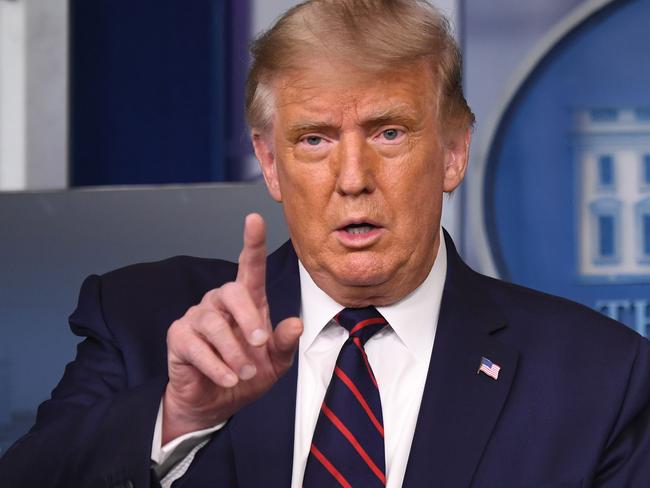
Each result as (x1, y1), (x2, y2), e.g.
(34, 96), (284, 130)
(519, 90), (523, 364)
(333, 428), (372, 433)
(298, 229), (447, 362)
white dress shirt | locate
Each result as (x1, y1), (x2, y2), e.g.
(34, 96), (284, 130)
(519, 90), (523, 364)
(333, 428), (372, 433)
(152, 231), (447, 488)
(292, 232), (446, 487)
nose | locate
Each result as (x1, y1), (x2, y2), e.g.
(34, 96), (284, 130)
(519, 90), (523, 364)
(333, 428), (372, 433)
(333, 133), (376, 196)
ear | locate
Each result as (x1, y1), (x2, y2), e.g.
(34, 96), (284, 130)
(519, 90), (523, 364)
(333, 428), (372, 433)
(252, 129), (282, 202)
(442, 127), (471, 193)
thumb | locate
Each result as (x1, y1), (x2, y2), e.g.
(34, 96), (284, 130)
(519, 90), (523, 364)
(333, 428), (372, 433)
(270, 317), (303, 371)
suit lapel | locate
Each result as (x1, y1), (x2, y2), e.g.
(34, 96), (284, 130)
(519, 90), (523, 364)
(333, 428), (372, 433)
(228, 241), (302, 488)
(402, 232), (519, 487)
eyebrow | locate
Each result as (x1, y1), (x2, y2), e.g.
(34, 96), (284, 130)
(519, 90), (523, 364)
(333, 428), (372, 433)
(360, 106), (419, 127)
(287, 106), (420, 138)
(288, 122), (337, 136)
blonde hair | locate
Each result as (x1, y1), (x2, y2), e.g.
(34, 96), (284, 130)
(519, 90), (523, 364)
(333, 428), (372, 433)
(246, 0), (474, 139)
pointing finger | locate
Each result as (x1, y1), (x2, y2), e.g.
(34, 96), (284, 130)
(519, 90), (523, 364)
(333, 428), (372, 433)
(236, 213), (268, 307)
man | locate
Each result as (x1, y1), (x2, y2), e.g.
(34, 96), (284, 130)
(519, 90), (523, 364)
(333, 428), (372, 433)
(1, 0), (649, 487)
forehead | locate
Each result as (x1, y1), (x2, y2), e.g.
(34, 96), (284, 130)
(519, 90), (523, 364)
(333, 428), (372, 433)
(272, 60), (437, 125)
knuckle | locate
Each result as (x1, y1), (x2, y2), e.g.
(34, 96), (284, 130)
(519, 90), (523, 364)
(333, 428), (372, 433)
(191, 307), (210, 325)
(201, 288), (220, 306)
(185, 341), (205, 364)
(206, 314), (230, 336)
(167, 319), (183, 342)
(221, 281), (244, 298)
(185, 304), (201, 318)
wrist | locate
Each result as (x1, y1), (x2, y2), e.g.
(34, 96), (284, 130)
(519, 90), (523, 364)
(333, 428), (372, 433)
(161, 388), (230, 444)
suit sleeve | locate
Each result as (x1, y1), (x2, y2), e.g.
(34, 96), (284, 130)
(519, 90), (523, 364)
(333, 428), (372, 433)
(0, 274), (166, 488)
(593, 336), (650, 486)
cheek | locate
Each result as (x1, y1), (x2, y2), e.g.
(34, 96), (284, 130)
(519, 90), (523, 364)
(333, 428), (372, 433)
(389, 153), (443, 202)
(279, 151), (334, 197)
(278, 164), (332, 234)
(386, 157), (444, 233)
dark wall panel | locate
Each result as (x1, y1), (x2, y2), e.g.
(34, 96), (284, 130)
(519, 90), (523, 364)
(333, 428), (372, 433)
(70, 0), (250, 186)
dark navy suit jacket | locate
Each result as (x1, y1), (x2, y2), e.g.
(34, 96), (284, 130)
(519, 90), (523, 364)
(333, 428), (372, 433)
(1, 233), (649, 487)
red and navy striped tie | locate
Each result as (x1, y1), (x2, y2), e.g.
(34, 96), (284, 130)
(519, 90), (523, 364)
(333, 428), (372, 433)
(303, 307), (387, 487)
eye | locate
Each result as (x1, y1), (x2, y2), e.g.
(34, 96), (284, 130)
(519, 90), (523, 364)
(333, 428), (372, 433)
(378, 128), (404, 142)
(383, 129), (399, 140)
(303, 135), (323, 146)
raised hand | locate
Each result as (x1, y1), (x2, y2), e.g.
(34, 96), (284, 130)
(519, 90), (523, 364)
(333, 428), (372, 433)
(162, 213), (303, 443)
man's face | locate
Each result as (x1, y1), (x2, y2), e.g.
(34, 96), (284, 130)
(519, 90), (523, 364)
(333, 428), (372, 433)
(254, 60), (469, 306)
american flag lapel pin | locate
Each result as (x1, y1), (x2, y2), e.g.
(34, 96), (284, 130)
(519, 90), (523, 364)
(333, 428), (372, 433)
(477, 356), (501, 380)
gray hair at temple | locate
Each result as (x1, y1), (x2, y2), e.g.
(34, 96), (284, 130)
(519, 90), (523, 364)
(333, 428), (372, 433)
(245, 0), (475, 142)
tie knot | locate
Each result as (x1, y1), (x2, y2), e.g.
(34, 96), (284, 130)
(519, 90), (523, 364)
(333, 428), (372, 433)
(335, 306), (387, 345)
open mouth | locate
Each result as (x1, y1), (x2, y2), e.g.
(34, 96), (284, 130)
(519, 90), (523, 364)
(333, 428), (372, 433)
(344, 222), (378, 235)
(336, 221), (384, 247)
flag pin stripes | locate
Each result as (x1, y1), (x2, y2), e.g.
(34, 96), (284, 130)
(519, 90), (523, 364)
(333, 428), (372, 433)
(477, 356), (501, 380)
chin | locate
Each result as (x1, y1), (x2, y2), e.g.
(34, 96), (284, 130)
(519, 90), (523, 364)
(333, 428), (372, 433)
(336, 273), (386, 288)
(331, 256), (391, 288)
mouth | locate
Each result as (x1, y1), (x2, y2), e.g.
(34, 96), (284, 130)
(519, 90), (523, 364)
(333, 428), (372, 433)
(343, 222), (378, 235)
(335, 220), (385, 247)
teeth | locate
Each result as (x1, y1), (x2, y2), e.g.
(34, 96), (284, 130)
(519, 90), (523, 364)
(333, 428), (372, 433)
(347, 225), (373, 235)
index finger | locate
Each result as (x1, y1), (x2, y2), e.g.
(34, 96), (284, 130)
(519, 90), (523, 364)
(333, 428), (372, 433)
(236, 213), (268, 306)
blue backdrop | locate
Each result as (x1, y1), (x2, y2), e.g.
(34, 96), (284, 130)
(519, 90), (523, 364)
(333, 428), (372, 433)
(69, 0), (251, 186)
(486, 0), (650, 335)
